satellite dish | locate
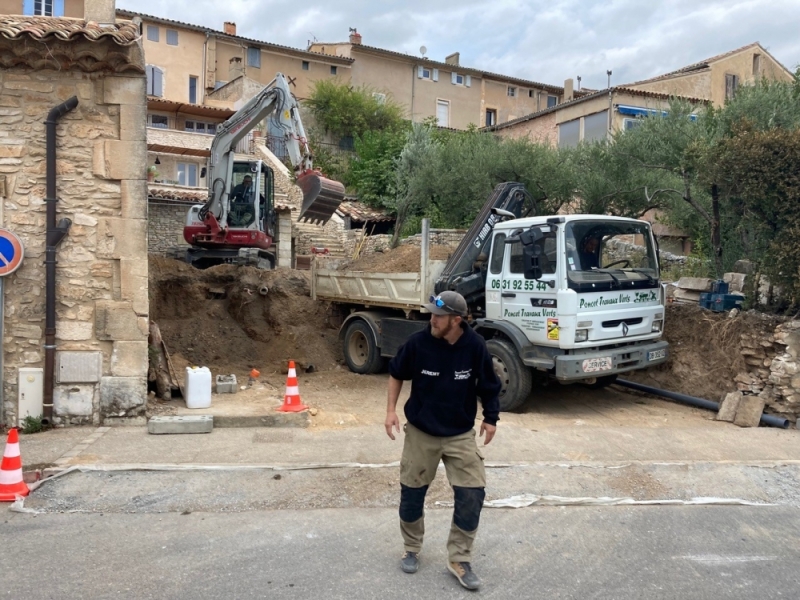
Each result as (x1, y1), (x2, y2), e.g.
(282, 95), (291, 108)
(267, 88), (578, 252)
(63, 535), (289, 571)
(420, 45), (427, 57)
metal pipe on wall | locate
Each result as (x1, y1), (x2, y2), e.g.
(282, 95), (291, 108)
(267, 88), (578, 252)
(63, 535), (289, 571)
(616, 379), (790, 429)
(43, 96), (78, 424)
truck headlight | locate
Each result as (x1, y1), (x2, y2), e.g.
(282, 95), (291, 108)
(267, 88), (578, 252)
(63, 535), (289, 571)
(575, 329), (589, 342)
(651, 320), (663, 333)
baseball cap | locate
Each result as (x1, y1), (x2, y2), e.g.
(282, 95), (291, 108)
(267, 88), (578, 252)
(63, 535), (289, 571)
(423, 291), (468, 317)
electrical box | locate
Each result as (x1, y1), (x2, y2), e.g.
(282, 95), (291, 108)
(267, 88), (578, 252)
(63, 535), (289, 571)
(18, 367), (43, 426)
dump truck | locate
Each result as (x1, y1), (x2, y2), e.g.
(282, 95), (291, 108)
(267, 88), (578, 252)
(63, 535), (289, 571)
(312, 182), (669, 411)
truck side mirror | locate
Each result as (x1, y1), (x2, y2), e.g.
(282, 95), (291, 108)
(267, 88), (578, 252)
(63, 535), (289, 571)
(523, 245), (543, 280)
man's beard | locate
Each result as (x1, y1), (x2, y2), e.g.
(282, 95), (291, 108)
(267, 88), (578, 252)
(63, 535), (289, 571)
(431, 319), (454, 339)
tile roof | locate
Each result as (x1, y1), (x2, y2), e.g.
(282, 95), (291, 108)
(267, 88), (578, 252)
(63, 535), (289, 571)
(316, 42), (567, 94)
(147, 185), (294, 211)
(336, 200), (395, 223)
(116, 9), (354, 64)
(622, 42), (791, 86)
(0, 15), (141, 45)
(484, 86), (709, 132)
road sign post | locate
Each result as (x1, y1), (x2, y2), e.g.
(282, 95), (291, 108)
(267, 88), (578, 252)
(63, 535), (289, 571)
(0, 228), (24, 427)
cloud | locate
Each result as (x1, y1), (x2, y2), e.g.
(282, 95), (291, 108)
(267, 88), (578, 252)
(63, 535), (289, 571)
(119, 0), (799, 89)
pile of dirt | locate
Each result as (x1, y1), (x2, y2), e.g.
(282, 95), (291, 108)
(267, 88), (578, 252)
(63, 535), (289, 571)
(149, 257), (341, 380)
(337, 244), (458, 273)
(627, 303), (783, 402)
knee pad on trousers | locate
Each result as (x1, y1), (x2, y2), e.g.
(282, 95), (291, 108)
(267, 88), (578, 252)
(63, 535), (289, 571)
(399, 484), (429, 523)
(453, 486), (485, 532)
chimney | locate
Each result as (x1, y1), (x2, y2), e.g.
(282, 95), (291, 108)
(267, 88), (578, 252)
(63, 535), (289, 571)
(445, 52), (460, 66)
(229, 56), (244, 80)
(564, 78), (574, 102)
(349, 28), (362, 44)
(224, 21), (237, 36)
(84, 0), (115, 25)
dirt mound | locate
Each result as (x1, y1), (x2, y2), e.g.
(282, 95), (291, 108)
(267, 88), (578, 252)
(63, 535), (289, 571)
(627, 303), (783, 402)
(149, 257), (341, 379)
(338, 244), (457, 273)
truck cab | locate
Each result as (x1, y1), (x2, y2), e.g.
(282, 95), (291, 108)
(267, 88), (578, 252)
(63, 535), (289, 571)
(479, 215), (667, 405)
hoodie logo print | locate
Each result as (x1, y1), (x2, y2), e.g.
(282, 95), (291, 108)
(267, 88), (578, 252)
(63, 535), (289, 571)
(454, 369), (472, 381)
(421, 370), (439, 376)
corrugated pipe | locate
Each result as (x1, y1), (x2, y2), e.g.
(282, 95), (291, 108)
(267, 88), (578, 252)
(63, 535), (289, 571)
(42, 97), (78, 425)
(616, 379), (790, 429)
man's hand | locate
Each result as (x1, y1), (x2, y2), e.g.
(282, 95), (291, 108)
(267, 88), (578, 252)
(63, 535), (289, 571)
(385, 411), (401, 440)
(480, 422), (496, 445)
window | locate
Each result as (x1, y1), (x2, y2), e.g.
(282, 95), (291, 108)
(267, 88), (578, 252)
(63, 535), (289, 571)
(558, 118), (580, 148)
(25, 0), (61, 16)
(725, 74), (739, 100)
(583, 110), (608, 143)
(623, 118), (642, 131)
(485, 109), (497, 127)
(247, 47), (261, 68)
(302, 61), (309, 71)
(547, 95), (558, 108)
(509, 231), (556, 275)
(146, 25), (159, 42)
(189, 76), (198, 104)
(507, 86), (516, 97)
(436, 100), (450, 127)
(417, 67), (439, 81)
(330, 66), (337, 75)
(166, 29), (178, 46)
(146, 65), (164, 97)
(177, 163), (199, 187)
(529, 90), (534, 98)
(451, 73), (470, 86)
(185, 120), (217, 135)
(489, 233), (507, 274)
(148, 114), (169, 129)
(753, 54), (761, 78)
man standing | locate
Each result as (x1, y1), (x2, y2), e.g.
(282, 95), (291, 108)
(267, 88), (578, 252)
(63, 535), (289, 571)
(385, 291), (501, 591)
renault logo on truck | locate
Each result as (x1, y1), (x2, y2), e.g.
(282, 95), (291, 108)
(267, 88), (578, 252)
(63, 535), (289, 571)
(622, 322), (629, 337)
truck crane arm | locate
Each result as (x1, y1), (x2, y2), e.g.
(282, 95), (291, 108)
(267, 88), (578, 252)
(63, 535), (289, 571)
(199, 73), (344, 227)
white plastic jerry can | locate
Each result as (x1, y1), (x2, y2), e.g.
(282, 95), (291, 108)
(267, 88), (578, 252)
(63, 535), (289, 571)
(185, 366), (212, 409)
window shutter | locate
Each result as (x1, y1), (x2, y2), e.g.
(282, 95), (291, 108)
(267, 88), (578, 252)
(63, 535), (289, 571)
(466, 75), (471, 87)
(54, 0), (64, 16)
(451, 72), (457, 85)
(417, 66), (424, 79)
(23, 0), (34, 14)
(432, 69), (439, 82)
(154, 68), (163, 97)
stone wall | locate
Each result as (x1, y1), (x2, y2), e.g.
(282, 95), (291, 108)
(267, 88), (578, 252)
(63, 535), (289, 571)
(738, 322), (800, 420)
(148, 201), (192, 255)
(0, 70), (148, 427)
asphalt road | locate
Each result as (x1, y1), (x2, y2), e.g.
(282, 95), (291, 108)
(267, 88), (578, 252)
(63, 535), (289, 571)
(4, 505), (800, 599)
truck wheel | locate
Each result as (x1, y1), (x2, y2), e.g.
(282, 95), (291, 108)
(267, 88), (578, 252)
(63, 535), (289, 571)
(343, 320), (385, 375)
(486, 338), (532, 412)
(583, 374), (618, 389)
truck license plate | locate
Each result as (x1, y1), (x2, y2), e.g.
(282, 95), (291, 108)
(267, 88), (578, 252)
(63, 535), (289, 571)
(648, 349), (666, 361)
(582, 357), (612, 372)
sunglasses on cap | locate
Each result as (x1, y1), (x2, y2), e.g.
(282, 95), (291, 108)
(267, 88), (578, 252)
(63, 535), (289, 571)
(429, 294), (459, 314)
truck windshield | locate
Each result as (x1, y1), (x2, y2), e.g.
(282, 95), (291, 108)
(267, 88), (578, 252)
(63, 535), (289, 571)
(565, 220), (659, 292)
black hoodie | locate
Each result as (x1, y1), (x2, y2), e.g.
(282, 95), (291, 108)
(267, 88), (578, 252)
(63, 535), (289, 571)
(388, 322), (501, 437)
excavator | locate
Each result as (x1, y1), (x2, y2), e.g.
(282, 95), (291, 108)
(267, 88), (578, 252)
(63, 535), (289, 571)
(181, 73), (345, 269)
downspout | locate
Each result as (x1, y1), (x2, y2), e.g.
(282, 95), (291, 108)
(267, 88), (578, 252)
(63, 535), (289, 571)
(411, 64), (416, 122)
(42, 96), (78, 424)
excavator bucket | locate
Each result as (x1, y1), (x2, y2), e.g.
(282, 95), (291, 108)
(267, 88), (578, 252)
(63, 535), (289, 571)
(296, 172), (346, 225)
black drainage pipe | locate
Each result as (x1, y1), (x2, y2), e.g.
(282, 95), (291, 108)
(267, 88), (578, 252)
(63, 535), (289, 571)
(42, 96), (79, 425)
(616, 379), (790, 429)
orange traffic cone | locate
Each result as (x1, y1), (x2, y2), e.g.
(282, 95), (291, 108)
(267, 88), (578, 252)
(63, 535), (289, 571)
(0, 428), (29, 502)
(278, 360), (308, 412)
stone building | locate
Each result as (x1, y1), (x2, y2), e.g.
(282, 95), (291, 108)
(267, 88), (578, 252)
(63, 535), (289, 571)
(0, 4), (149, 427)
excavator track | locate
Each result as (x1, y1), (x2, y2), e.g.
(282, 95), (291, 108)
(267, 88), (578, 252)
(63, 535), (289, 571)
(297, 172), (346, 225)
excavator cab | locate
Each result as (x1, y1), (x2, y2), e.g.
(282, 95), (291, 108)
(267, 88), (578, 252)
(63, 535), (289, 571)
(228, 161), (275, 238)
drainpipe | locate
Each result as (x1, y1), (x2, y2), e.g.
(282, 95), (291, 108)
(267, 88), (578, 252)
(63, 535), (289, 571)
(42, 96), (78, 424)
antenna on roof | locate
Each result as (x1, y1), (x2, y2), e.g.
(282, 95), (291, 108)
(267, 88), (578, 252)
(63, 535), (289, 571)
(606, 70), (612, 89)
(577, 75), (581, 90)
(420, 45), (427, 57)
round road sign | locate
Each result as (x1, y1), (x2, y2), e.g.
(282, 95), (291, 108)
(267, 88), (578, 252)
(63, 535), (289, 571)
(0, 228), (24, 276)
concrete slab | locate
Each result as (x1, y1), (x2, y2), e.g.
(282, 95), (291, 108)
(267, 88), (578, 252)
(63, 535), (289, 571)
(148, 415), (213, 435)
(214, 412), (310, 428)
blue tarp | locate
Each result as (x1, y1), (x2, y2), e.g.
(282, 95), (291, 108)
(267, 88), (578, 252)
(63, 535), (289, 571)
(616, 104), (698, 121)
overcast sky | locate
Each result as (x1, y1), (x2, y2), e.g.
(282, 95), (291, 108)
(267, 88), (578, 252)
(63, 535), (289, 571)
(119, 0), (800, 89)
